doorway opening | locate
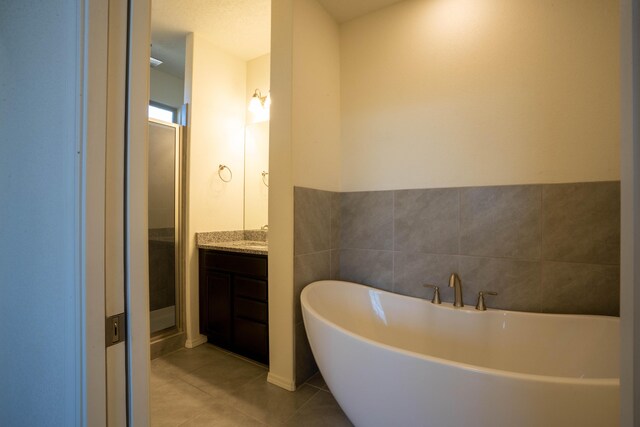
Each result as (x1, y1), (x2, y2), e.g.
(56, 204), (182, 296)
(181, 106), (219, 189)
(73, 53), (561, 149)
(147, 0), (271, 358)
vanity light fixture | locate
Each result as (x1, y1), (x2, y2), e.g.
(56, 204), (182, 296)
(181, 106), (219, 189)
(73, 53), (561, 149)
(249, 89), (271, 113)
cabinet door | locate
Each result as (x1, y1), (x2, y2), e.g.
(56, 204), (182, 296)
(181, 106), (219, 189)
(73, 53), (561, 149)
(203, 270), (232, 347)
(233, 317), (269, 364)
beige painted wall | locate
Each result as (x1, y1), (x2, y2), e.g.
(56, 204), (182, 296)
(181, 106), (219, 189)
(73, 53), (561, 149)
(268, 0), (342, 389)
(268, 0), (296, 390)
(184, 33), (247, 345)
(292, 0), (342, 191)
(340, 0), (620, 191)
(150, 67), (184, 109)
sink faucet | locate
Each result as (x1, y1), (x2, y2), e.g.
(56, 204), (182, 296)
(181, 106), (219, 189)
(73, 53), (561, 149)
(449, 273), (463, 307)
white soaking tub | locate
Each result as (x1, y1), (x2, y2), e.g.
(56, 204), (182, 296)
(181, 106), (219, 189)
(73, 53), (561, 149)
(300, 280), (619, 427)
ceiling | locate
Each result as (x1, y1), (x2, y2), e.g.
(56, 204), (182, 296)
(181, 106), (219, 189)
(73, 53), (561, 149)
(150, 0), (405, 79)
(151, 0), (271, 78)
(317, 0), (404, 23)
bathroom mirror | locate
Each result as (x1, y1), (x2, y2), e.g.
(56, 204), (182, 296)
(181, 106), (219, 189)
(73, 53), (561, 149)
(243, 121), (269, 230)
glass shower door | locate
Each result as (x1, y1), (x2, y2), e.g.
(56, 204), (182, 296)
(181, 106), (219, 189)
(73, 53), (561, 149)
(148, 119), (182, 335)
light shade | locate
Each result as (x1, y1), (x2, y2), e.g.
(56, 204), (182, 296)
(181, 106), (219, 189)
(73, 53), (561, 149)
(249, 94), (263, 113)
(248, 89), (271, 122)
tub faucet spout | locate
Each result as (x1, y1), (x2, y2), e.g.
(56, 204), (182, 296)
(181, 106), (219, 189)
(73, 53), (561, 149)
(449, 273), (463, 307)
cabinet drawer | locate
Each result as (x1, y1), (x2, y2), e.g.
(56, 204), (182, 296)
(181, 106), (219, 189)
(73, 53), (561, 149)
(233, 317), (268, 363)
(235, 297), (268, 323)
(203, 251), (267, 277)
(235, 276), (267, 301)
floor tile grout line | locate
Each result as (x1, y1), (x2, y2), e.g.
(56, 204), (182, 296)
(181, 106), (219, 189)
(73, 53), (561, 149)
(222, 372), (305, 425)
(171, 370), (273, 426)
(304, 382), (325, 391)
(221, 397), (271, 427)
(180, 369), (266, 400)
(174, 402), (213, 427)
(174, 396), (268, 427)
(153, 374), (224, 427)
(277, 387), (321, 426)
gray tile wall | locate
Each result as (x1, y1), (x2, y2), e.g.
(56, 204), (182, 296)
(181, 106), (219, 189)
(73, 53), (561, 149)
(293, 182), (620, 384)
(293, 187), (340, 385)
(337, 181), (620, 316)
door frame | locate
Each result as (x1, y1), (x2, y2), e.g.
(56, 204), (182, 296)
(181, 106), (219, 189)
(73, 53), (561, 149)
(80, 0), (152, 424)
(148, 118), (186, 340)
(81, 0), (108, 423)
(124, 0), (152, 425)
(620, 0), (640, 425)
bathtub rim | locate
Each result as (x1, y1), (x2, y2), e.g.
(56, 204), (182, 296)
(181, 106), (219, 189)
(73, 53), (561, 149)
(301, 279), (620, 387)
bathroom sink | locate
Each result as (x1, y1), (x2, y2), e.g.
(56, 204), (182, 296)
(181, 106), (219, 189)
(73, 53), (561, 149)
(232, 240), (268, 249)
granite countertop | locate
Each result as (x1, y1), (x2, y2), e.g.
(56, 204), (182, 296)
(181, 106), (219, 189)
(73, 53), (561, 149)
(196, 230), (268, 255)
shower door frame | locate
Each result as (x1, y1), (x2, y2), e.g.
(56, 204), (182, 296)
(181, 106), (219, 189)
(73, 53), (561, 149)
(148, 118), (186, 344)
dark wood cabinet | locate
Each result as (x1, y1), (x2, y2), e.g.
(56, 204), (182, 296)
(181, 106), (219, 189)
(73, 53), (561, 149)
(199, 249), (268, 364)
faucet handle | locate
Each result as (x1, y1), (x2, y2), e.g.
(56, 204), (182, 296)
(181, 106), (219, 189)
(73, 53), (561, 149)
(475, 291), (498, 311)
(423, 284), (441, 304)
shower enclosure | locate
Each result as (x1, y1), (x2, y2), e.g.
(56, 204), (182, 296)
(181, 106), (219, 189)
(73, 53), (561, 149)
(148, 118), (184, 354)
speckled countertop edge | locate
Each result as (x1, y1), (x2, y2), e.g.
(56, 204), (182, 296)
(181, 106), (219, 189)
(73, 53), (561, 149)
(196, 230), (268, 255)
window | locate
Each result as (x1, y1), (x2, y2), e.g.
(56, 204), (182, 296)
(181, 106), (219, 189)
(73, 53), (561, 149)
(148, 101), (177, 123)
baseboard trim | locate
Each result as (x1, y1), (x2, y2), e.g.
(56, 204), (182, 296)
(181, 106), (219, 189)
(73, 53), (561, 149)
(267, 372), (296, 391)
(185, 334), (207, 349)
(150, 331), (185, 360)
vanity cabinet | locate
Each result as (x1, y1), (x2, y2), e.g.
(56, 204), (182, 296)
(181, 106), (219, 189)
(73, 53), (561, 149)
(198, 249), (269, 364)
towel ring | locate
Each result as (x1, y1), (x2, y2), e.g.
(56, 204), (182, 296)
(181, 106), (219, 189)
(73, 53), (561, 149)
(218, 164), (232, 182)
(261, 171), (269, 187)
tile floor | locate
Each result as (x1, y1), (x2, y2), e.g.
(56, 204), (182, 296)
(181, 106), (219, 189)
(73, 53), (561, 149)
(151, 343), (353, 426)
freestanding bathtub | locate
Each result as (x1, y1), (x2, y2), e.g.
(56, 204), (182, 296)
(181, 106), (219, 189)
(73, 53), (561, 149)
(301, 280), (619, 427)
